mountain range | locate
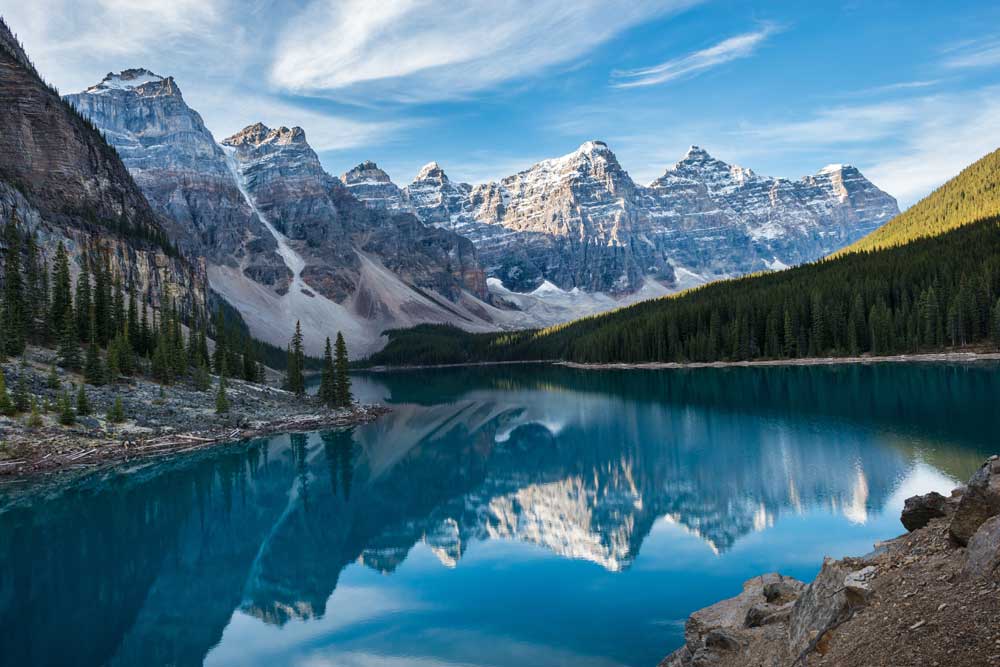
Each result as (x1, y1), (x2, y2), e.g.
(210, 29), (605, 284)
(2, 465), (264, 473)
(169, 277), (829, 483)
(347, 142), (898, 294)
(60, 66), (898, 356)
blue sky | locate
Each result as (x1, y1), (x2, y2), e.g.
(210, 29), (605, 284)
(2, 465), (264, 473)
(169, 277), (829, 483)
(6, 0), (1000, 206)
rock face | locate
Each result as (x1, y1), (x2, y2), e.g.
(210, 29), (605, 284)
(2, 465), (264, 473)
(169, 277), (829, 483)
(66, 70), (494, 355)
(221, 123), (487, 304)
(949, 455), (1000, 545)
(0, 22), (204, 317)
(341, 161), (413, 213)
(353, 142), (899, 295)
(964, 515), (1000, 581)
(64, 70), (287, 288)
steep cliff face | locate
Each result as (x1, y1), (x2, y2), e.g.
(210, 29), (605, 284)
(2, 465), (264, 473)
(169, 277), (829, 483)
(341, 160), (413, 213)
(206, 123), (494, 355)
(0, 21), (204, 315)
(64, 70), (288, 291)
(372, 142), (899, 294)
(222, 123), (487, 304)
(66, 68), (496, 355)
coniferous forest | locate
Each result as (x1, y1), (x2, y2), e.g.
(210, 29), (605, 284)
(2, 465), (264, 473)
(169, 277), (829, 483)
(366, 214), (1000, 367)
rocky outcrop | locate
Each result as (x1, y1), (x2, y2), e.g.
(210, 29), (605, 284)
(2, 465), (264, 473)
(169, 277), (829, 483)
(661, 455), (1000, 667)
(964, 515), (1000, 581)
(0, 21), (205, 317)
(355, 142), (899, 295)
(949, 455), (1000, 545)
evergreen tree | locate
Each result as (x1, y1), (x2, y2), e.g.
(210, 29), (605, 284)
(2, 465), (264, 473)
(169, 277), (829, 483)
(213, 305), (226, 374)
(319, 337), (335, 407)
(27, 396), (43, 428)
(57, 304), (81, 370)
(127, 288), (139, 350)
(76, 384), (90, 416)
(139, 299), (150, 356)
(50, 242), (72, 337)
(3, 214), (26, 355)
(113, 276), (125, 335)
(23, 231), (44, 342)
(215, 360), (229, 413)
(286, 321), (305, 395)
(12, 364), (28, 413)
(334, 331), (352, 407)
(46, 364), (60, 389)
(75, 261), (91, 343)
(193, 359), (211, 391)
(242, 338), (257, 383)
(106, 396), (125, 424)
(0, 368), (14, 416)
(84, 303), (104, 385)
(58, 390), (75, 425)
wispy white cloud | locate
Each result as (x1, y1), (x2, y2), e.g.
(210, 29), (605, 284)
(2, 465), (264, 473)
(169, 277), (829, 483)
(2, 1), (403, 151)
(942, 38), (1000, 69)
(745, 87), (1000, 206)
(269, 0), (700, 102)
(610, 23), (780, 88)
(840, 79), (942, 98)
(746, 102), (915, 145)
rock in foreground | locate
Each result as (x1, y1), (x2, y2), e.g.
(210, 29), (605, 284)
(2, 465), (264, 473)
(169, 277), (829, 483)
(661, 455), (1000, 667)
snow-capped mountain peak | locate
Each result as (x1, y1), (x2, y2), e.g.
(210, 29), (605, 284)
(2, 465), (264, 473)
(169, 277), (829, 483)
(85, 68), (171, 95)
(415, 161), (448, 182)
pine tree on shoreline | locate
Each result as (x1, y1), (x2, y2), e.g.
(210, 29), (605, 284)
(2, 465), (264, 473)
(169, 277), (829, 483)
(334, 331), (351, 408)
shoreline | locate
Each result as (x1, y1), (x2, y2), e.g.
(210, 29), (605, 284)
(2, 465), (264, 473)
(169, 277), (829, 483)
(0, 404), (388, 481)
(661, 456), (1000, 666)
(361, 350), (1000, 373)
(563, 350), (1000, 369)
(0, 346), (389, 481)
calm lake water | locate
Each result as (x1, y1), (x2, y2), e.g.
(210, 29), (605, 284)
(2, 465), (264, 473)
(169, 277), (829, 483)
(1, 363), (997, 667)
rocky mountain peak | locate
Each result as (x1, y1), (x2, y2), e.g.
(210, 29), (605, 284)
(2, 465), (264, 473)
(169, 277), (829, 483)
(415, 161), (448, 183)
(85, 68), (177, 96)
(342, 160), (393, 185)
(222, 123), (307, 149)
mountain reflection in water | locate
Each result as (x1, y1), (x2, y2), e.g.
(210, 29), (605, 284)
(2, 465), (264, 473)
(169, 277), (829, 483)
(1, 363), (995, 667)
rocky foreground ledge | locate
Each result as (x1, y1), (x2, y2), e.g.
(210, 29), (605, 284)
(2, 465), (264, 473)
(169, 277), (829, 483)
(662, 456), (1000, 667)
(0, 347), (387, 479)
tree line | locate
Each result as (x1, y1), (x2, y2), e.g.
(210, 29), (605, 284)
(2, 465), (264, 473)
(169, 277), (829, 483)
(365, 216), (1000, 367)
(282, 320), (353, 408)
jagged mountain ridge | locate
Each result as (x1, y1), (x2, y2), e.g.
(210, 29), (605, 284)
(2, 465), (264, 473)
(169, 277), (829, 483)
(350, 142), (899, 293)
(0, 27), (204, 318)
(66, 70), (497, 355)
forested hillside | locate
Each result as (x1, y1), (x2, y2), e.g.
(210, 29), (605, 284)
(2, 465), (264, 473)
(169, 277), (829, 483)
(366, 215), (1000, 366)
(837, 148), (1000, 255)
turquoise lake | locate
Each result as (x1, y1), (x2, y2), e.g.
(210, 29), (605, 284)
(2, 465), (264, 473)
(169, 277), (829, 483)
(1, 363), (997, 667)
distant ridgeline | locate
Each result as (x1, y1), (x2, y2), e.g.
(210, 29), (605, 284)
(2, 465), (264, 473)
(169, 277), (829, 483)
(365, 149), (1000, 367)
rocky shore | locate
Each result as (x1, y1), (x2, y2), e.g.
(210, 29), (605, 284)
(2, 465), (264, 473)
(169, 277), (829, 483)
(662, 456), (1000, 667)
(0, 347), (387, 479)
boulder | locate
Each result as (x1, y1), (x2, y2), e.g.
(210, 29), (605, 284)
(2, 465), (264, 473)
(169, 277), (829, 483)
(963, 515), (1000, 581)
(788, 558), (874, 658)
(949, 456), (1000, 546)
(901, 491), (952, 531)
(661, 573), (804, 667)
